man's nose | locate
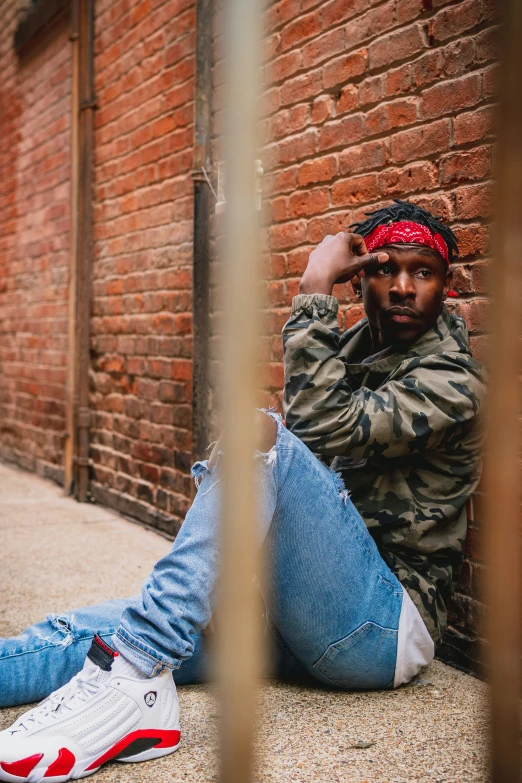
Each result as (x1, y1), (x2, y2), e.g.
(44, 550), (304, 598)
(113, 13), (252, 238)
(389, 272), (416, 299)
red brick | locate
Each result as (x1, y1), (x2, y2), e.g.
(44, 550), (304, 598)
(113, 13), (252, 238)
(429, 0), (482, 43)
(412, 50), (444, 88)
(266, 0), (301, 33)
(396, 0), (424, 24)
(269, 220), (308, 250)
(475, 26), (499, 64)
(270, 110), (291, 141)
(457, 298), (489, 333)
(391, 118), (451, 163)
(339, 139), (388, 175)
(439, 146), (491, 186)
(288, 104), (310, 133)
(385, 64), (412, 97)
(281, 11), (322, 52)
(287, 246), (313, 276)
(452, 225), (490, 259)
(358, 75), (384, 107)
(410, 193), (454, 222)
(320, 0), (369, 30)
(453, 105), (496, 146)
(322, 49), (367, 90)
(420, 73), (482, 120)
(278, 129), (318, 164)
(482, 63), (498, 100)
(266, 50), (302, 84)
(266, 166), (298, 196)
(363, 98), (418, 136)
(379, 161), (438, 198)
(455, 182), (494, 220)
(302, 27), (345, 68)
(269, 252), (287, 278)
(298, 155), (338, 186)
(271, 196), (288, 222)
(280, 70), (322, 106)
(344, 304), (366, 329)
(369, 24), (425, 70)
(319, 115), (364, 152)
(289, 188), (330, 217)
(443, 38), (475, 77)
(307, 211), (352, 243)
(331, 174), (379, 207)
(311, 95), (335, 124)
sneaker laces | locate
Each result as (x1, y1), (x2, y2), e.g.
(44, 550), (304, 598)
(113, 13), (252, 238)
(10, 665), (104, 735)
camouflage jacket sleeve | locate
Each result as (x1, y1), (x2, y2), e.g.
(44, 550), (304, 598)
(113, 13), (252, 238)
(283, 294), (482, 459)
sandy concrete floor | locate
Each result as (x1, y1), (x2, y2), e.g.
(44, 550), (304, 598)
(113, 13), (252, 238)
(0, 461), (488, 782)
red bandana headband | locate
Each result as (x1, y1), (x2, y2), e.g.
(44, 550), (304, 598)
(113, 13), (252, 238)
(364, 220), (450, 266)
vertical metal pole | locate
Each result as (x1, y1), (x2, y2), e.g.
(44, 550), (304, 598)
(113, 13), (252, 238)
(64, 0), (80, 494)
(75, 0), (95, 501)
(484, 1), (522, 780)
(219, 0), (263, 781)
(192, 0), (213, 462)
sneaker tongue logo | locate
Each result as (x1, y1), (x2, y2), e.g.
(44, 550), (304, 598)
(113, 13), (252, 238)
(86, 634), (116, 672)
(144, 691), (157, 707)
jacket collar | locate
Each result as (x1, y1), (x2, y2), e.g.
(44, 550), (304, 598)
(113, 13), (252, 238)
(340, 306), (471, 374)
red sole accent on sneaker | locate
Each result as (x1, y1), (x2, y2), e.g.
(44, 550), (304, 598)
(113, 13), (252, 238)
(43, 748), (76, 777)
(1, 754), (44, 777)
(85, 729), (181, 771)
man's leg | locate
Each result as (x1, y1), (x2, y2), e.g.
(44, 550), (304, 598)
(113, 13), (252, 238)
(0, 597), (210, 708)
(114, 412), (403, 689)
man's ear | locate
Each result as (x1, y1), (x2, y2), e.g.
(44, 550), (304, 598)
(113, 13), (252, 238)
(442, 268), (452, 298)
(352, 275), (363, 299)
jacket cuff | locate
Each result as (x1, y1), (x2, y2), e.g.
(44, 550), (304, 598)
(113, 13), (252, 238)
(291, 293), (339, 317)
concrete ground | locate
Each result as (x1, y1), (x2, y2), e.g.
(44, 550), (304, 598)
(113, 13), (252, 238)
(0, 461), (488, 782)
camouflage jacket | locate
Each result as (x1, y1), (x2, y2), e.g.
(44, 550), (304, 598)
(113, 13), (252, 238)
(282, 294), (485, 645)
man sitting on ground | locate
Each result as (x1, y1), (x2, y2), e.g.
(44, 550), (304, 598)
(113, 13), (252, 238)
(0, 200), (485, 781)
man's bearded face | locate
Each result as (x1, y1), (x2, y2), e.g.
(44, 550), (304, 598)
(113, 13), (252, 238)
(360, 243), (452, 347)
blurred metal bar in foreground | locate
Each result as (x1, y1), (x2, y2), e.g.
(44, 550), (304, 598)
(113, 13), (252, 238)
(218, 0), (264, 781)
(484, 1), (522, 780)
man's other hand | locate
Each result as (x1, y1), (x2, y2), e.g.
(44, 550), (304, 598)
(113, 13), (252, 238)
(299, 232), (389, 296)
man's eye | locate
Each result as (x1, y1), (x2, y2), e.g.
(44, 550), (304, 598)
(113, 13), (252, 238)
(416, 269), (432, 278)
(378, 265), (392, 275)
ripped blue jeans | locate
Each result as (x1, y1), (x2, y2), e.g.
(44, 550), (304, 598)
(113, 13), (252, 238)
(0, 414), (403, 707)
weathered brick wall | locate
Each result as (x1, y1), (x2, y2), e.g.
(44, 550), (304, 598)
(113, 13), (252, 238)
(0, 6), (71, 484)
(259, 0), (496, 670)
(89, 0), (195, 535)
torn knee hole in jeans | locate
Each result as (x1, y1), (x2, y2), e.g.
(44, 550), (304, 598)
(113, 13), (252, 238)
(44, 614), (77, 647)
(191, 408), (282, 492)
(329, 467), (351, 504)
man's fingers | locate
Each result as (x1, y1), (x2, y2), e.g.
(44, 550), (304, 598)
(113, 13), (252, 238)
(358, 251), (389, 268)
(350, 233), (369, 257)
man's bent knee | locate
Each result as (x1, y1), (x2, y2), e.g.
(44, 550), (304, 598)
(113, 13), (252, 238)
(208, 411), (278, 470)
(254, 410), (278, 454)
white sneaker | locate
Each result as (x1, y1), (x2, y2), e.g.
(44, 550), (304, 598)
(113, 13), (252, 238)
(0, 635), (180, 782)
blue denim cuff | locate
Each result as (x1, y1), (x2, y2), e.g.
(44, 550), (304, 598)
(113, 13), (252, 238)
(112, 628), (178, 676)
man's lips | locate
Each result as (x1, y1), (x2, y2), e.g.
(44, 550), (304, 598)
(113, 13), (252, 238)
(385, 308), (420, 323)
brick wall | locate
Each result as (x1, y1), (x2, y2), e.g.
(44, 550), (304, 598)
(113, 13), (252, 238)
(89, 0), (195, 536)
(0, 6), (71, 483)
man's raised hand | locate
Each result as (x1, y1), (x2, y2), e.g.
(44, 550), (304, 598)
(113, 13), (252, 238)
(299, 232), (389, 296)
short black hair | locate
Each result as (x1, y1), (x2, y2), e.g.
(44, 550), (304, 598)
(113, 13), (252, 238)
(350, 199), (458, 263)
